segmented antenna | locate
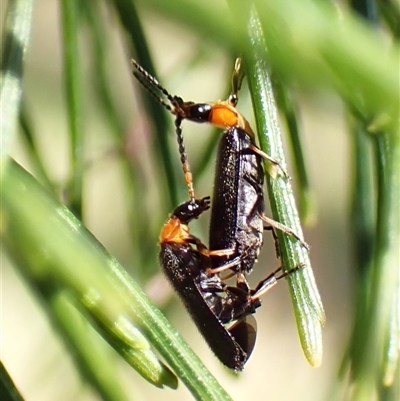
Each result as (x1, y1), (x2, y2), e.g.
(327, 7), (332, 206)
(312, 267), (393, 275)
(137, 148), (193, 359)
(131, 59), (175, 112)
(174, 116), (195, 200)
(131, 59), (195, 201)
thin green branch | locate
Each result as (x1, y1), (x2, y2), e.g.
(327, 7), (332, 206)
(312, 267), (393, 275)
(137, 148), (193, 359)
(349, 131), (400, 398)
(60, 0), (85, 218)
(0, 0), (34, 168)
(350, 122), (376, 275)
(19, 102), (54, 191)
(272, 80), (316, 225)
(228, 2), (325, 366)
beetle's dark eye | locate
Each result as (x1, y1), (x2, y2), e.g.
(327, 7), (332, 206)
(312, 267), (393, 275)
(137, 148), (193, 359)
(172, 200), (203, 222)
(187, 203), (198, 213)
(187, 103), (212, 123)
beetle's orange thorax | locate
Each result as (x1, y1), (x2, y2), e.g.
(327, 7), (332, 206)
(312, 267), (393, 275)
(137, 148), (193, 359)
(209, 101), (255, 138)
(159, 216), (190, 244)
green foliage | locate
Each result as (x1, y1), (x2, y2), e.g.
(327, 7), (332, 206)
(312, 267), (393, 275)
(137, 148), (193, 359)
(1, 0), (398, 400)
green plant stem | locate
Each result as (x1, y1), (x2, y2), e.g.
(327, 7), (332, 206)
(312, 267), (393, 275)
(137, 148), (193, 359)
(19, 103), (54, 191)
(350, 123), (375, 275)
(228, 2), (325, 367)
(272, 80), (316, 225)
(60, 0), (85, 218)
(352, 132), (400, 398)
(344, 0), (400, 396)
(342, 122), (375, 390)
(0, 0), (34, 166)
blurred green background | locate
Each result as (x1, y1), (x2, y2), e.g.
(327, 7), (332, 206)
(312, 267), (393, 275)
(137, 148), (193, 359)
(1, 0), (398, 400)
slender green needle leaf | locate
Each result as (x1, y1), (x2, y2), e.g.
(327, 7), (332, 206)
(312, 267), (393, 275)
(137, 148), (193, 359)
(19, 102), (54, 191)
(343, 123), (375, 391)
(344, 1), (400, 396)
(0, 361), (25, 401)
(1, 160), (176, 389)
(344, 130), (400, 398)
(351, 132), (400, 398)
(252, 0), (399, 134)
(49, 292), (134, 400)
(350, 123), (376, 275)
(272, 79), (317, 225)
(382, 296), (400, 387)
(0, 0), (34, 169)
(232, 5), (325, 367)
(1, 160), (234, 400)
(60, 0), (85, 218)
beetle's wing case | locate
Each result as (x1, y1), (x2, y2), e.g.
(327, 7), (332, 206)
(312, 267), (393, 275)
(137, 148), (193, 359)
(236, 129), (265, 267)
(159, 243), (249, 370)
(209, 127), (265, 275)
(228, 315), (257, 361)
(209, 128), (240, 254)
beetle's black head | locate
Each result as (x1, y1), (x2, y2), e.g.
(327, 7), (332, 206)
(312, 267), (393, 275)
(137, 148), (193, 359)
(172, 197), (211, 224)
(185, 103), (212, 123)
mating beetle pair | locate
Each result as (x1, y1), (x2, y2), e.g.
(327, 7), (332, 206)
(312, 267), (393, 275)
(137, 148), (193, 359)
(132, 58), (307, 370)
